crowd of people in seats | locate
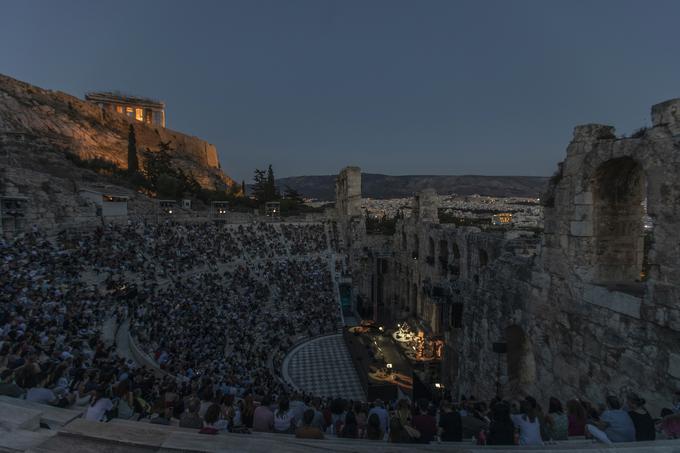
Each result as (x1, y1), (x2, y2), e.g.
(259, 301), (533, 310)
(0, 222), (335, 422)
(129, 255), (338, 394)
(2, 221), (680, 447)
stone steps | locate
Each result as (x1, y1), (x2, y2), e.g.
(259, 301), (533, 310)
(24, 417), (680, 453)
(0, 396), (83, 429)
(0, 401), (42, 432)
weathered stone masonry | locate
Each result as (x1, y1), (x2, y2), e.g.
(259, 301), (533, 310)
(337, 99), (680, 415)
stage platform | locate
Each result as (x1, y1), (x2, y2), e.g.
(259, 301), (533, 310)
(343, 325), (414, 401)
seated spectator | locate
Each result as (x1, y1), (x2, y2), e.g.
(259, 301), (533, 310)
(389, 415), (415, 443)
(395, 398), (412, 428)
(487, 401), (515, 445)
(586, 395), (635, 444)
(566, 399), (586, 436)
(180, 398), (203, 429)
(149, 406), (172, 425)
(658, 409), (680, 439)
(201, 403), (228, 434)
(339, 410), (358, 438)
(511, 397), (543, 445)
(368, 399), (389, 435)
(412, 398), (437, 443)
(241, 395), (255, 428)
(544, 397), (568, 441)
(295, 409), (325, 439)
(366, 413), (383, 440)
(627, 393), (655, 441)
(438, 400), (463, 442)
(274, 398), (295, 434)
(253, 396), (274, 432)
(113, 380), (135, 420)
(25, 374), (57, 405)
(84, 387), (113, 422)
(354, 402), (368, 438)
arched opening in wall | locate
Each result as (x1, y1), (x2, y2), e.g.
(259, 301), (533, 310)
(439, 239), (449, 275)
(451, 243), (461, 277)
(479, 249), (489, 268)
(593, 157), (648, 285)
(428, 237), (435, 265)
(505, 325), (536, 394)
(412, 234), (419, 260)
(401, 230), (407, 250)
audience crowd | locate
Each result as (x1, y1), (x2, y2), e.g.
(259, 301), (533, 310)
(1, 221), (680, 447)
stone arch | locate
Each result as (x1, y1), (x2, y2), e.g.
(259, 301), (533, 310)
(592, 157), (647, 283)
(505, 325), (536, 393)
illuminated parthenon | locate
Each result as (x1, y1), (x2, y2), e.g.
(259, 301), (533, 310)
(85, 91), (165, 127)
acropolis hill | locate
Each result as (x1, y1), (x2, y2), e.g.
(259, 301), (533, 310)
(0, 73), (235, 190)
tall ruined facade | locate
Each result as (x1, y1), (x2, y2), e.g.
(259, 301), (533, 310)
(337, 99), (680, 414)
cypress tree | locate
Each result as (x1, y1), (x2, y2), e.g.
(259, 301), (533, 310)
(127, 125), (139, 174)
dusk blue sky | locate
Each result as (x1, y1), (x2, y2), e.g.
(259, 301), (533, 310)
(2, 0), (679, 183)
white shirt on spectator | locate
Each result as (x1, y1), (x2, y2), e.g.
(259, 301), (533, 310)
(511, 413), (543, 445)
(368, 406), (389, 433)
(84, 398), (113, 422)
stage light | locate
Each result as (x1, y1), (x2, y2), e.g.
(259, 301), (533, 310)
(435, 383), (442, 389)
(169, 210), (173, 214)
(386, 363), (392, 369)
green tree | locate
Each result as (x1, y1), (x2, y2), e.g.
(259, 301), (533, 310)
(265, 164), (279, 200)
(252, 168), (267, 202)
(252, 164), (281, 203)
(143, 140), (201, 198)
(127, 125), (139, 174)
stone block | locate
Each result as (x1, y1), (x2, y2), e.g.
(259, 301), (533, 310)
(572, 204), (591, 221)
(0, 396), (82, 428)
(651, 98), (680, 135)
(570, 220), (593, 237)
(572, 124), (616, 142)
(582, 284), (641, 319)
(0, 401), (42, 431)
(668, 352), (680, 379)
(573, 191), (593, 205)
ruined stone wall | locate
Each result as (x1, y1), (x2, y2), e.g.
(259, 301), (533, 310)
(335, 166), (362, 219)
(340, 99), (680, 414)
(530, 100), (680, 414)
(334, 166), (367, 313)
(0, 73), (233, 190)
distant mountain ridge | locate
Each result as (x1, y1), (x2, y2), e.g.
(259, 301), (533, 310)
(275, 173), (549, 201)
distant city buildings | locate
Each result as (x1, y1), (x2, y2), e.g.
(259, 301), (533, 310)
(85, 91), (166, 127)
(358, 194), (544, 229)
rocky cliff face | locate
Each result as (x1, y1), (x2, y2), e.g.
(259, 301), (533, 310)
(0, 73), (234, 190)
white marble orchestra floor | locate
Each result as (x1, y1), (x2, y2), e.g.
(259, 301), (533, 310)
(282, 334), (366, 401)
